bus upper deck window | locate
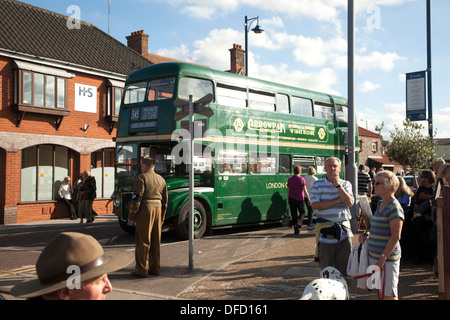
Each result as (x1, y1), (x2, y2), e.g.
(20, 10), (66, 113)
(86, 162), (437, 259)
(148, 77), (175, 101)
(336, 105), (348, 122)
(178, 77), (214, 102)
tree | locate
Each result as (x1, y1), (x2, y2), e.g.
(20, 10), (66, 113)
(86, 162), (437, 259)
(386, 119), (437, 174)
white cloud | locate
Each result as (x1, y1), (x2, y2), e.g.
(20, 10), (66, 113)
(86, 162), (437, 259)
(165, 0), (240, 18)
(156, 28), (242, 70)
(180, 5), (216, 19)
(254, 64), (340, 95)
(358, 81), (381, 92)
(434, 107), (450, 138)
(241, 0), (343, 21)
(355, 0), (419, 13)
(260, 17), (284, 29)
(356, 51), (406, 73)
(163, 0), (419, 22)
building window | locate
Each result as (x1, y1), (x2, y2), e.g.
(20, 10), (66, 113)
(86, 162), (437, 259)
(21, 145), (69, 202)
(20, 71), (67, 109)
(359, 140), (363, 151)
(372, 141), (378, 152)
(91, 148), (115, 198)
(107, 80), (125, 116)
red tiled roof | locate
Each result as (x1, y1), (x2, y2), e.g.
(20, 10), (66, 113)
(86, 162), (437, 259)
(369, 154), (400, 165)
(358, 126), (379, 138)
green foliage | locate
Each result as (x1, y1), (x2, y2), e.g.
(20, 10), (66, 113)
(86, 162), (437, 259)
(386, 119), (437, 172)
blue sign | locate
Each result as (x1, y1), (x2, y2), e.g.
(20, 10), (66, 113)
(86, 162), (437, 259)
(406, 71), (426, 121)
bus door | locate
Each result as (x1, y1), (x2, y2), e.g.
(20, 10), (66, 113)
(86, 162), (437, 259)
(215, 152), (249, 226)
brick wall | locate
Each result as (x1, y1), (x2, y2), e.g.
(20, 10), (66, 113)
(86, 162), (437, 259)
(0, 62), (116, 139)
(0, 56), (119, 224)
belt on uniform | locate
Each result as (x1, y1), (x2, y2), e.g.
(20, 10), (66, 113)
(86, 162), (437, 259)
(142, 199), (161, 203)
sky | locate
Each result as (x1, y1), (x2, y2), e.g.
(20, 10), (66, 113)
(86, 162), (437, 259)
(19, 0), (450, 140)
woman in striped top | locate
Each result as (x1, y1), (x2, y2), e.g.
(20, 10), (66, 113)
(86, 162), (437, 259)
(360, 170), (404, 300)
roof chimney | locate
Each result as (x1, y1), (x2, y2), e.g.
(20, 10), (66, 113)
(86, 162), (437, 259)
(126, 30), (149, 56)
(229, 44), (245, 75)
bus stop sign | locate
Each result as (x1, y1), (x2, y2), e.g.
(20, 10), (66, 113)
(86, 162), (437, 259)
(173, 93), (214, 121)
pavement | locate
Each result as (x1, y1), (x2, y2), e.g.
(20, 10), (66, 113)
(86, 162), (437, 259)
(0, 215), (441, 301)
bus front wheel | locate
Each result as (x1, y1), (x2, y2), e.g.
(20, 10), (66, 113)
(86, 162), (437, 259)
(175, 199), (207, 240)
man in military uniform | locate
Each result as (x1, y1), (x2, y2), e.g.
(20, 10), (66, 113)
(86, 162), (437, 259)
(128, 157), (168, 277)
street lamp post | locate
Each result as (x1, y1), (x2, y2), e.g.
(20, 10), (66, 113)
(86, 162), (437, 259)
(244, 15), (263, 76)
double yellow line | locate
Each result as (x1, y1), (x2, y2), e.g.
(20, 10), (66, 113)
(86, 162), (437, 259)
(0, 265), (35, 279)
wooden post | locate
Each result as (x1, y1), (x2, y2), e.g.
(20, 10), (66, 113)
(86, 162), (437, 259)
(437, 186), (450, 299)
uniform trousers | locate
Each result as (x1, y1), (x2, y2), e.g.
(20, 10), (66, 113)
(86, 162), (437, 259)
(135, 204), (162, 276)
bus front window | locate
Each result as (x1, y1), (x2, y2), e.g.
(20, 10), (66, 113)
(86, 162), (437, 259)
(123, 83), (146, 104)
(148, 77), (175, 101)
(116, 144), (138, 177)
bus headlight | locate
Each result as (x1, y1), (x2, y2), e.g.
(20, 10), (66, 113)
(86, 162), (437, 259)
(113, 196), (121, 207)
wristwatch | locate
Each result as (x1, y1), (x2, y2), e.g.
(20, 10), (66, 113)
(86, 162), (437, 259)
(381, 253), (388, 259)
(336, 184), (342, 189)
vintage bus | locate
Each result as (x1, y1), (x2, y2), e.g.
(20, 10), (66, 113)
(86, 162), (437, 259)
(113, 62), (358, 239)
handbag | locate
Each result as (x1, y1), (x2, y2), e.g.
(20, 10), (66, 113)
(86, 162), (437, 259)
(282, 210), (291, 227)
(347, 241), (369, 289)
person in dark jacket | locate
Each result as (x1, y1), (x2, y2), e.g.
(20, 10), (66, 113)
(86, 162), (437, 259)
(79, 170), (97, 223)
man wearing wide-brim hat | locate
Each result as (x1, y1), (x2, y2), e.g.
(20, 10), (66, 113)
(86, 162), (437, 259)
(11, 232), (134, 300)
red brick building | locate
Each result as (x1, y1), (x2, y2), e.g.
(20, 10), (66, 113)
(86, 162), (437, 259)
(358, 126), (402, 174)
(0, 0), (154, 224)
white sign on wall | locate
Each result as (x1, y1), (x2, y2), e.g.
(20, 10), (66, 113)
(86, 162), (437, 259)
(75, 83), (97, 113)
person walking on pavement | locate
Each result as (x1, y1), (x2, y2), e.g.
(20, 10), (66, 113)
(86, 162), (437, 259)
(310, 157), (354, 275)
(79, 170), (96, 223)
(287, 165), (310, 234)
(58, 176), (77, 220)
(128, 157), (168, 277)
(305, 166), (318, 230)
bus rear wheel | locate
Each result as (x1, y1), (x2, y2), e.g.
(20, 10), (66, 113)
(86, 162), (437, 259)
(175, 199), (207, 240)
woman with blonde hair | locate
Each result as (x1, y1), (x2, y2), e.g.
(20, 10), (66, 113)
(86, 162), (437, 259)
(359, 170), (404, 300)
(437, 163), (450, 186)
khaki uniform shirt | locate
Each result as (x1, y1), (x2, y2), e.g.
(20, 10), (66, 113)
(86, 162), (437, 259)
(129, 170), (168, 221)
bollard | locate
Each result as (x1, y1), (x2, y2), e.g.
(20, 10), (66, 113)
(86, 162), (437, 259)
(437, 186), (450, 299)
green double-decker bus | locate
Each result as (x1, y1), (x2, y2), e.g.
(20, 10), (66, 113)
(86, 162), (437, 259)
(113, 62), (358, 239)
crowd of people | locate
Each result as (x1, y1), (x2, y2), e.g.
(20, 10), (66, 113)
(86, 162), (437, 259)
(286, 157), (448, 300)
